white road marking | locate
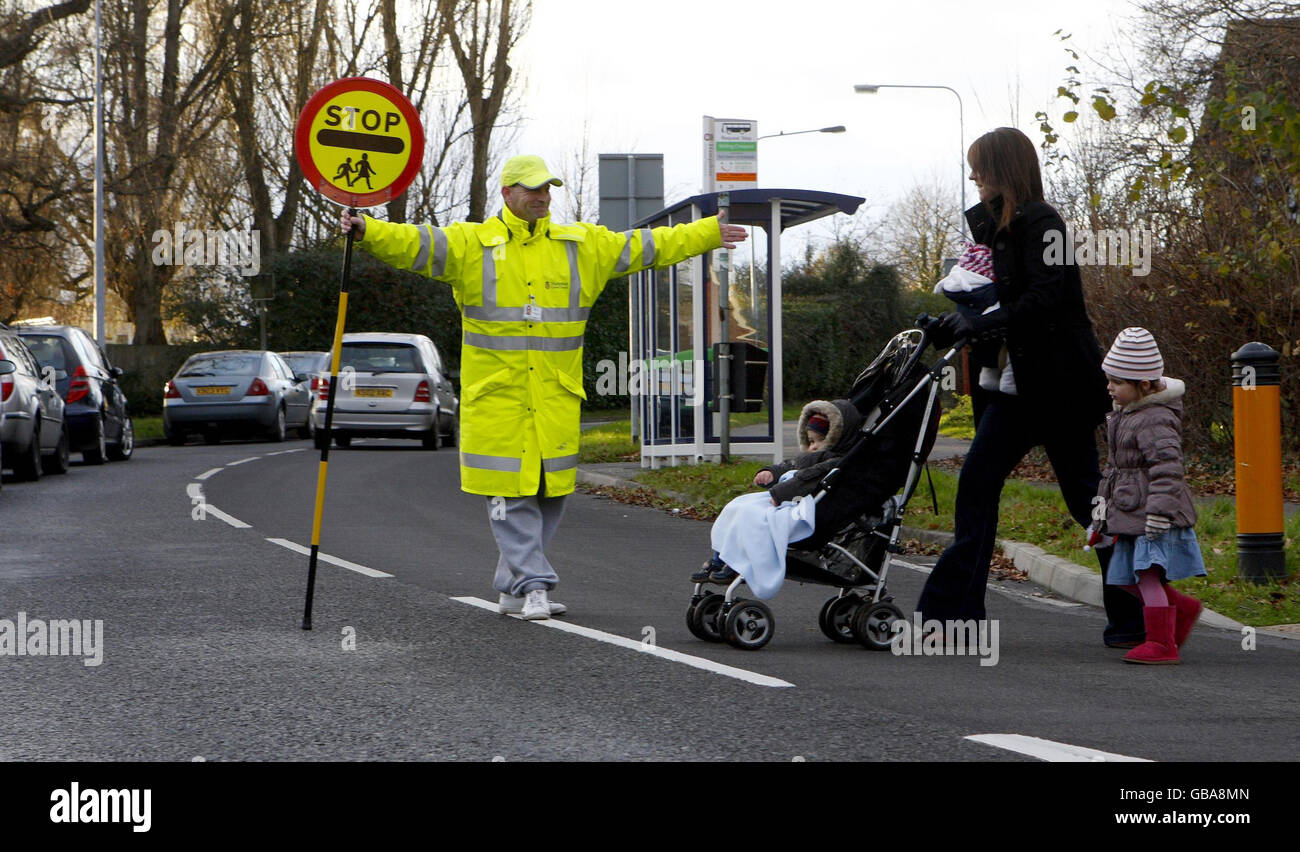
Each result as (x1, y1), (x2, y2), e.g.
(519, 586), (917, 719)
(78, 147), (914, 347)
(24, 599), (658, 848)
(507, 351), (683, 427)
(891, 558), (1082, 608)
(266, 538), (394, 578)
(194, 468), (224, 480)
(266, 448), (306, 456)
(226, 457), (259, 466)
(450, 596), (795, 689)
(965, 734), (1151, 762)
(186, 481), (250, 528)
(204, 505), (251, 529)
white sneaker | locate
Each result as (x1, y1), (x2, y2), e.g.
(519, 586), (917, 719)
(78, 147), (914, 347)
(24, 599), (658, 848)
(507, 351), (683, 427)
(521, 589), (553, 620)
(499, 591), (567, 617)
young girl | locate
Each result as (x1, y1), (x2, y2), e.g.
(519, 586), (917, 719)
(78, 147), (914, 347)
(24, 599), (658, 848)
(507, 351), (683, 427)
(1097, 327), (1206, 664)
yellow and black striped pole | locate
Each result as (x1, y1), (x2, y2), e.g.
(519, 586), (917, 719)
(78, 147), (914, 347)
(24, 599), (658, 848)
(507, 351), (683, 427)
(1232, 342), (1286, 583)
(302, 207), (357, 629)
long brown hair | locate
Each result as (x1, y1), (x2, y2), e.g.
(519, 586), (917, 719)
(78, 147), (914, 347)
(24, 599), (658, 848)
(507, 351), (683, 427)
(967, 127), (1044, 231)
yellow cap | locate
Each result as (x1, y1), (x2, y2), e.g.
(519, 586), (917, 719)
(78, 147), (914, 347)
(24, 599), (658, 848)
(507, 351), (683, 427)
(500, 154), (563, 189)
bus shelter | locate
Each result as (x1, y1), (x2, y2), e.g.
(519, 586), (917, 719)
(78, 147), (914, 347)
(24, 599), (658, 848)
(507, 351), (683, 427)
(629, 188), (863, 468)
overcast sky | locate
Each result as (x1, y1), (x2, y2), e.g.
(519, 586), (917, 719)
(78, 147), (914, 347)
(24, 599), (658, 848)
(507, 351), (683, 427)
(511, 0), (1142, 252)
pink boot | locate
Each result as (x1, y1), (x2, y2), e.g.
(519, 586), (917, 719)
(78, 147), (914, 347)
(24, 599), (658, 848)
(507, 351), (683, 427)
(1123, 606), (1180, 665)
(1165, 586), (1203, 648)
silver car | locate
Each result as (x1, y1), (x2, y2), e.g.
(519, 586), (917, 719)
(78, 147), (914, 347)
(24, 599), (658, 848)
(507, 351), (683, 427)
(164, 350), (311, 445)
(0, 324), (68, 480)
(313, 333), (458, 450)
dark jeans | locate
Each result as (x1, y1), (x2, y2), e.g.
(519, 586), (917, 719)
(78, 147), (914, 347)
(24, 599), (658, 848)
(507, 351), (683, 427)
(916, 394), (1145, 644)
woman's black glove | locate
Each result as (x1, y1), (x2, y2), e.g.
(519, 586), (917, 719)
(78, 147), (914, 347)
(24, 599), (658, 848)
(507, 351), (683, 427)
(934, 309), (1008, 347)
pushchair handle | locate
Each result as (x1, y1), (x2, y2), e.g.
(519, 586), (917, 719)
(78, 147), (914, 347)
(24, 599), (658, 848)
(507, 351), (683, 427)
(914, 312), (968, 352)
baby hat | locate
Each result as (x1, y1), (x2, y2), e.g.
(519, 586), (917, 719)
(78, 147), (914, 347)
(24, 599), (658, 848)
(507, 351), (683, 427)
(1103, 327), (1164, 381)
(806, 413), (830, 437)
(933, 241), (995, 294)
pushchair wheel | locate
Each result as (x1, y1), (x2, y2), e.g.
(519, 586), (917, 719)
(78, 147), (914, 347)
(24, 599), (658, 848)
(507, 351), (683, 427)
(723, 599), (775, 650)
(852, 601), (905, 651)
(687, 593), (725, 643)
(818, 594), (863, 644)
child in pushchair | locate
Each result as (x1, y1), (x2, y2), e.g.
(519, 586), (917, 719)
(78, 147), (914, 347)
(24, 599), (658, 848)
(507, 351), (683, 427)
(685, 328), (957, 651)
(689, 398), (859, 586)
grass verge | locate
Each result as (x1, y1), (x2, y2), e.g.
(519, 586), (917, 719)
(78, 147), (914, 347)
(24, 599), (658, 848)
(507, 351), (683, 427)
(134, 416), (163, 440)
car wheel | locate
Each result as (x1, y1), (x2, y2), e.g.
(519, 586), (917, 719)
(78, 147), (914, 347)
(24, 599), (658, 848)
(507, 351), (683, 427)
(334, 434), (352, 448)
(421, 421), (441, 450)
(14, 425), (42, 482)
(267, 406), (286, 443)
(83, 415), (107, 465)
(42, 423), (70, 475)
(298, 413), (315, 440)
(108, 416), (134, 461)
(443, 413), (459, 447)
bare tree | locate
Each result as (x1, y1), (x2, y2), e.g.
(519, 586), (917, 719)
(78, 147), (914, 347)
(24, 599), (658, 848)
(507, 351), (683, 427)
(442, 0), (529, 222)
(879, 176), (962, 290)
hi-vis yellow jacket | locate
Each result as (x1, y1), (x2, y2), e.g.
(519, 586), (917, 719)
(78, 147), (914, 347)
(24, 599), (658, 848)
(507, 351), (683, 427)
(359, 205), (723, 497)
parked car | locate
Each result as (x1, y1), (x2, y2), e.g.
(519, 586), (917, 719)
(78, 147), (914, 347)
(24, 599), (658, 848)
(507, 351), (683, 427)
(278, 350), (330, 437)
(0, 359), (10, 489)
(17, 323), (133, 464)
(313, 332), (458, 451)
(163, 350), (311, 445)
(0, 323), (69, 480)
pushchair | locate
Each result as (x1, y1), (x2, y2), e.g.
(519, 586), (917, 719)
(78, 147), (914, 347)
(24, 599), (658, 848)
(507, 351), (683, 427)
(685, 323), (963, 651)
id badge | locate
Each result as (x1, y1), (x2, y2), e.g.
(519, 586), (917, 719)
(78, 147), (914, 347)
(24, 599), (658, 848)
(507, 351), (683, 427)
(523, 301), (543, 322)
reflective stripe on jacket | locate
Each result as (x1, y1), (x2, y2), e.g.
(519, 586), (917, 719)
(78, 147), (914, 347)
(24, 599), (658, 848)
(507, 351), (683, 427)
(359, 205), (722, 496)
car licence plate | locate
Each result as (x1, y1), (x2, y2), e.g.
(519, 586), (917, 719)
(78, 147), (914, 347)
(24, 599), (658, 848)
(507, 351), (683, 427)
(195, 386), (233, 395)
(354, 388), (394, 398)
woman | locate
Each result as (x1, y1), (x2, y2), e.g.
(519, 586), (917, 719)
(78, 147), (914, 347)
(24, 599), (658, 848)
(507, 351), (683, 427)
(919, 127), (1145, 647)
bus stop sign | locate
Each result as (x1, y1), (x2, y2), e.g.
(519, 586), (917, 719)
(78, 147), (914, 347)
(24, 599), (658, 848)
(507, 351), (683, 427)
(294, 77), (424, 208)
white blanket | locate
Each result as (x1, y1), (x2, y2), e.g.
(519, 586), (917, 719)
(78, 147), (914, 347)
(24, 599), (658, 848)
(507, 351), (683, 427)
(709, 491), (817, 600)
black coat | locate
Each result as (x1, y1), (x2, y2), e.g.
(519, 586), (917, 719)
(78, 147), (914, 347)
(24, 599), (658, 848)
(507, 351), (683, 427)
(965, 197), (1111, 427)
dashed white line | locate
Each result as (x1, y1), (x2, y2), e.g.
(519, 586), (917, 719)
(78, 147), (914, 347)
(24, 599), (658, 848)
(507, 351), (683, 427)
(226, 456), (259, 466)
(266, 448), (306, 456)
(204, 505), (251, 529)
(194, 468), (224, 481)
(966, 734), (1150, 762)
(450, 596), (794, 688)
(266, 538), (394, 578)
(185, 482), (250, 528)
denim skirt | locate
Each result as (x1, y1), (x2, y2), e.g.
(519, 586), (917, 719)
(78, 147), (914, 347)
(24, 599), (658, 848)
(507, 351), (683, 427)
(1105, 527), (1207, 585)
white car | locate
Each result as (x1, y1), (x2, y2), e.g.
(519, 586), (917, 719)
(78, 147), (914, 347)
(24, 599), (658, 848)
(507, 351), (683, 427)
(313, 333), (459, 450)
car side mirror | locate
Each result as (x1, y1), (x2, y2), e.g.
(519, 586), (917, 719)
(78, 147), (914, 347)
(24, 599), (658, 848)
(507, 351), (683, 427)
(294, 373), (308, 384)
(0, 359), (14, 375)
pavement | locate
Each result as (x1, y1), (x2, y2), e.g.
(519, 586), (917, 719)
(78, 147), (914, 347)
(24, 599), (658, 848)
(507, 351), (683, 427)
(578, 420), (1299, 641)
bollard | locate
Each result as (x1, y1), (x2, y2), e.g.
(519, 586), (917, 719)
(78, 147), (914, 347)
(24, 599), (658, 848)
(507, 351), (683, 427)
(1231, 342), (1286, 582)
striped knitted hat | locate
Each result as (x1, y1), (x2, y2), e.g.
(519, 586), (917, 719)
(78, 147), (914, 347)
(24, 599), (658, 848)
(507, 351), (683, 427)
(957, 241), (995, 280)
(1103, 327), (1164, 381)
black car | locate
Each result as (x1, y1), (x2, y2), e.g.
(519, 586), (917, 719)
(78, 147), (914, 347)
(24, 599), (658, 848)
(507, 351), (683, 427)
(16, 324), (133, 464)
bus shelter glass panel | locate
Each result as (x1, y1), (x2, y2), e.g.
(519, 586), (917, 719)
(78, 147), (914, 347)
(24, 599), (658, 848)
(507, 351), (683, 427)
(704, 225), (773, 445)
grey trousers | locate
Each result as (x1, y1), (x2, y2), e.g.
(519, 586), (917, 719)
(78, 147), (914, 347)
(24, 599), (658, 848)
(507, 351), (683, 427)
(487, 494), (567, 596)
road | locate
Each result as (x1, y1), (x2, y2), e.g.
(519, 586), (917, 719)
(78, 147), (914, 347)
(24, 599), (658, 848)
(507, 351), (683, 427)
(2, 437), (1298, 763)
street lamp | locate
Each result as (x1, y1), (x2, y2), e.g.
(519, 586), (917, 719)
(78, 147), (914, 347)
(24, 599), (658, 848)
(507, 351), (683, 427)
(855, 83), (966, 239)
(757, 125), (847, 141)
